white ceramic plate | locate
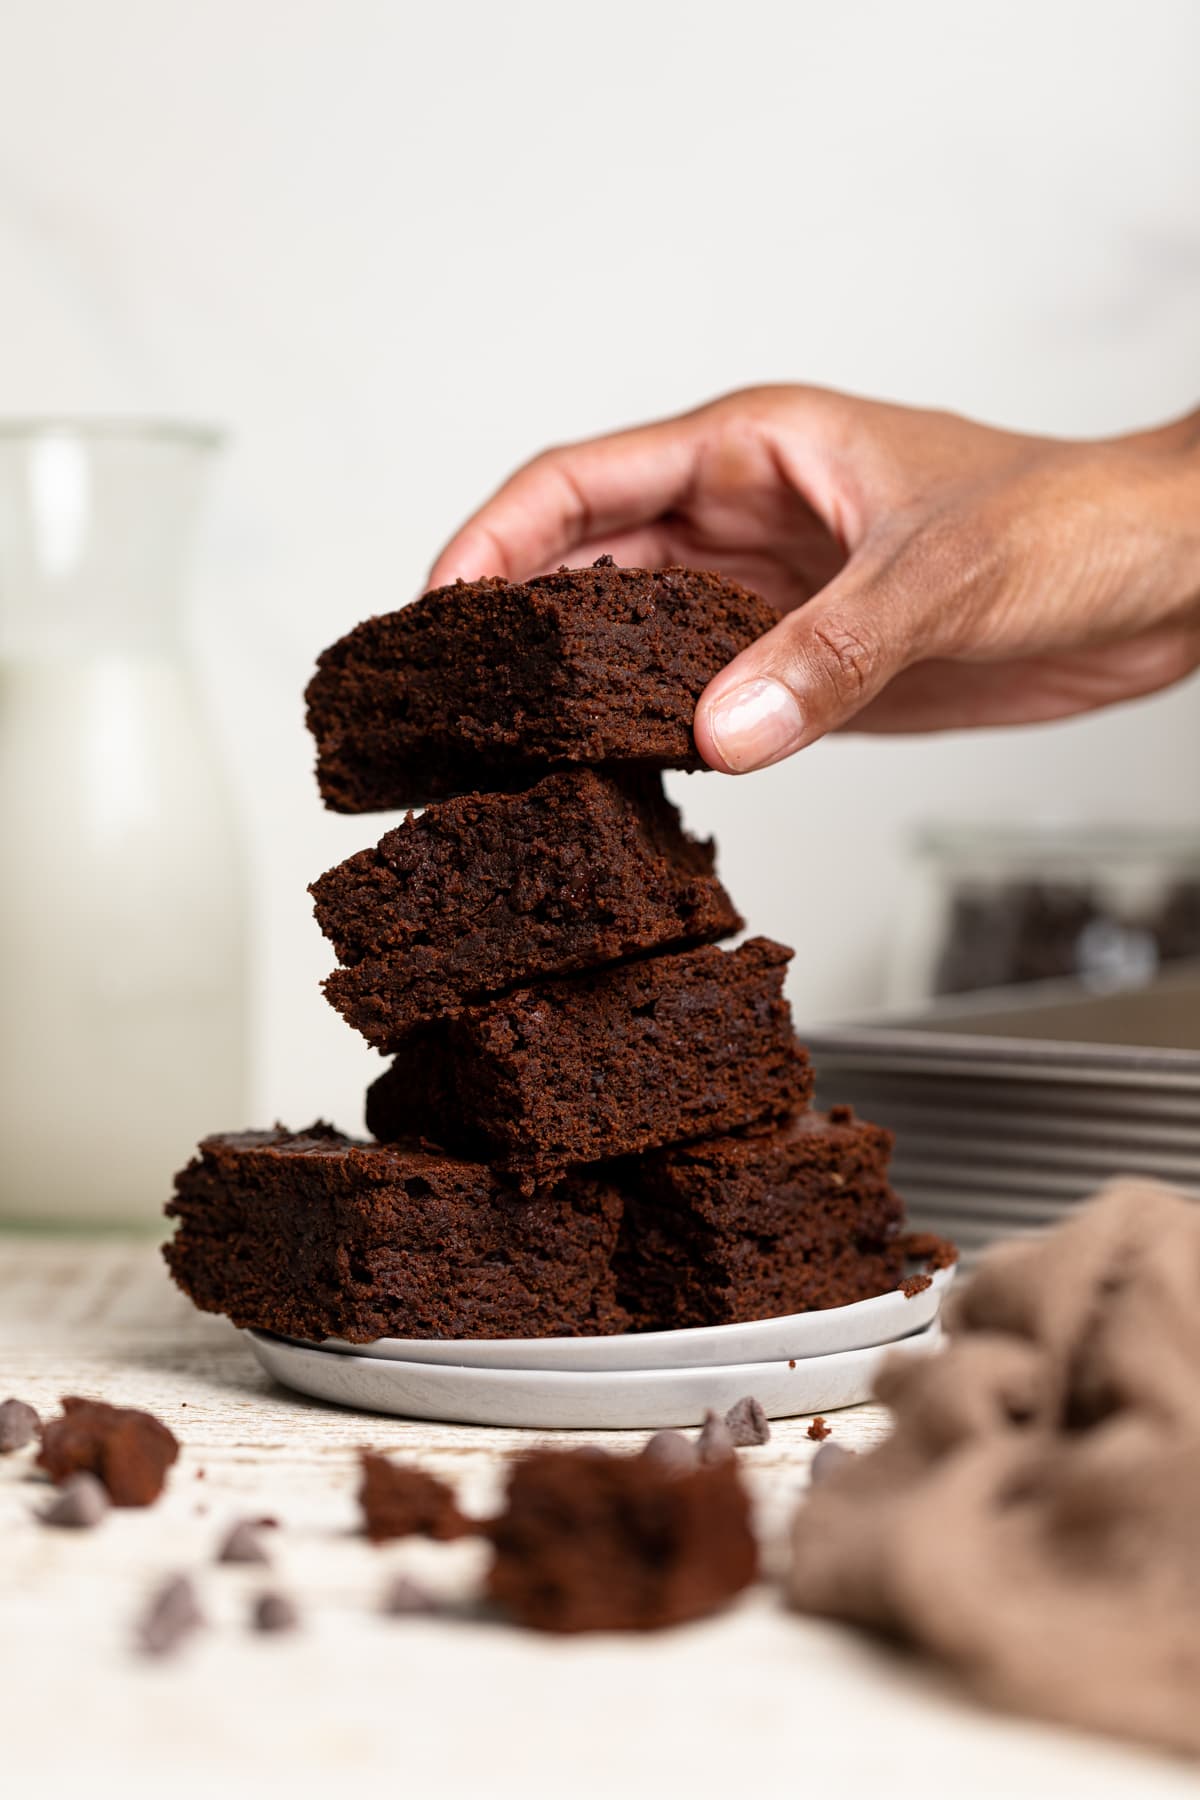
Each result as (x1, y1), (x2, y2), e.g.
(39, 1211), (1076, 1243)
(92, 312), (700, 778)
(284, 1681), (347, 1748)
(316, 1265), (953, 1371)
(246, 1317), (942, 1429)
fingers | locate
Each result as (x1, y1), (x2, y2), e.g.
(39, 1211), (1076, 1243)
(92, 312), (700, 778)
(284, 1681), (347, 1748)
(426, 414), (705, 589)
(694, 557), (927, 772)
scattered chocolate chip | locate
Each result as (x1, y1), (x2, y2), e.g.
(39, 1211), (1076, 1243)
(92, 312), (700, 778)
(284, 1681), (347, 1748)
(216, 1519), (271, 1565)
(0, 1397), (40, 1453)
(252, 1591), (300, 1633)
(40, 1471), (110, 1528)
(696, 1410), (735, 1465)
(724, 1396), (770, 1447)
(806, 1417), (832, 1442)
(380, 1574), (437, 1616)
(38, 1397), (179, 1506)
(137, 1575), (204, 1657)
(639, 1429), (699, 1474)
(810, 1441), (854, 1486)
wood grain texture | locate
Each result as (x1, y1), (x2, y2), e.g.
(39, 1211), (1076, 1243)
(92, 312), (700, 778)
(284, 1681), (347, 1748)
(0, 1238), (1187, 1799)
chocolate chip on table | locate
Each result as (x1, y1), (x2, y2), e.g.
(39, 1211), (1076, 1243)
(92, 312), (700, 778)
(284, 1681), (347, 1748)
(0, 1397), (40, 1453)
(380, 1574), (437, 1616)
(810, 1442), (854, 1486)
(137, 1575), (205, 1657)
(696, 1410), (736, 1465)
(216, 1519), (271, 1565)
(252, 1591), (300, 1633)
(724, 1396), (770, 1447)
(806, 1417), (832, 1442)
(639, 1430), (699, 1474)
(39, 1471), (110, 1528)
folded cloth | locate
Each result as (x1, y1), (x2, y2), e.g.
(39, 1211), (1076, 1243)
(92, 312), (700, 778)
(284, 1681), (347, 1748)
(789, 1179), (1200, 1758)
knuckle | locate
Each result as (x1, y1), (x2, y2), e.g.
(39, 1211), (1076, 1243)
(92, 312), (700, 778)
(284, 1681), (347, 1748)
(806, 613), (878, 704)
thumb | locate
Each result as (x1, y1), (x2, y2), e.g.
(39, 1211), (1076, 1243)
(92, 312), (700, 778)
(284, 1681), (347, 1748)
(694, 559), (922, 773)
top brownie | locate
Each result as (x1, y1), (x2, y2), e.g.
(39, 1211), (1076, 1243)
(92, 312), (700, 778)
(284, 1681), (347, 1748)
(305, 559), (777, 811)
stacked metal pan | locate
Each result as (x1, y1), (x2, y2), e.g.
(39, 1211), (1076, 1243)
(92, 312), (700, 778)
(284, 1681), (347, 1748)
(809, 964), (1200, 1263)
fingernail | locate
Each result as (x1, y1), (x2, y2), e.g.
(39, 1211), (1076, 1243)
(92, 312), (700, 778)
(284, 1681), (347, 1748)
(707, 678), (804, 772)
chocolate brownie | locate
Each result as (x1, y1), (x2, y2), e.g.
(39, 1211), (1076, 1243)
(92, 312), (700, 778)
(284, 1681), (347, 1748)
(358, 1452), (467, 1543)
(615, 1107), (906, 1330)
(486, 1444), (758, 1632)
(366, 938), (811, 1188)
(305, 559), (777, 810)
(311, 770), (741, 1050)
(164, 1125), (629, 1343)
(38, 1397), (179, 1507)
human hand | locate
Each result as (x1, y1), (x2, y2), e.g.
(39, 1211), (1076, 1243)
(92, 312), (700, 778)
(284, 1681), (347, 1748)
(428, 387), (1200, 773)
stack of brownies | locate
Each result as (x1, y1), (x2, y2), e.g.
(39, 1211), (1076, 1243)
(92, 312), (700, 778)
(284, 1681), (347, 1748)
(166, 560), (908, 1343)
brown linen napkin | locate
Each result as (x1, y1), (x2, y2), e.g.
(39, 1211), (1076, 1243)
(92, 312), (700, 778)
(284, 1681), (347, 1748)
(789, 1179), (1200, 1757)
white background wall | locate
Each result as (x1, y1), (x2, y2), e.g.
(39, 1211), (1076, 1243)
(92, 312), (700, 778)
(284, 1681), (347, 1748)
(2, 0), (1198, 1135)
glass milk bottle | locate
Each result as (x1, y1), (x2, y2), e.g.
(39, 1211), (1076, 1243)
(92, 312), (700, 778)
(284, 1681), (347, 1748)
(0, 422), (247, 1227)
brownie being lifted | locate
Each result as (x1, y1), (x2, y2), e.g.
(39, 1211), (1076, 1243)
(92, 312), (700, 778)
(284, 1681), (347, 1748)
(310, 769), (741, 1050)
(165, 1126), (628, 1343)
(366, 937), (811, 1188)
(305, 559), (777, 811)
(616, 1108), (906, 1330)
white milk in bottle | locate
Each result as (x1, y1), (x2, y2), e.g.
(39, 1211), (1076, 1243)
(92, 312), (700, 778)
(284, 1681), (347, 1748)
(0, 424), (247, 1226)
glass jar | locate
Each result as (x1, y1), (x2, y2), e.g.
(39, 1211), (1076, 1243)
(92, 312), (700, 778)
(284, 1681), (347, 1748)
(888, 824), (1200, 1008)
(0, 422), (248, 1226)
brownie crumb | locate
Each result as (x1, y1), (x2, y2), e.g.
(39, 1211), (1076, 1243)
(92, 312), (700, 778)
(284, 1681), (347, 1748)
(40, 1471), (110, 1529)
(380, 1574), (437, 1616)
(900, 1274), (933, 1298)
(38, 1397), (179, 1507)
(639, 1430), (699, 1475)
(359, 1452), (467, 1544)
(216, 1519), (271, 1565)
(788, 1359), (796, 1370)
(724, 1396), (771, 1447)
(807, 1417), (832, 1442)
(0, 1397), (40, 1453)
(900, 1231), (959, 1272)
(252, 1591), (300, 1634)
(137, 1575), (204, 1658)
(487, 1446), (758, 1632)
(697, 1410), (736, 1465)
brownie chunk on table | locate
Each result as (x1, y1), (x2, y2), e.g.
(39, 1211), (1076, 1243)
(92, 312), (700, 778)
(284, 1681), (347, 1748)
(616, 1108), (906, 1330)
(311, 769), (741, 1050)
(486, 1444), (758, 1632)
(164, 1125), (629, 1343)
(366, 938), (811, 1189)
(38, 1397), (179, 1507)
(305, 559), (777, 811)
(358, 1452), (468, 1543)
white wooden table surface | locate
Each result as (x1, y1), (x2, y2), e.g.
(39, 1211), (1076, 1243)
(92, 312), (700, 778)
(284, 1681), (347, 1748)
(1, 1235), (1196, 1800)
